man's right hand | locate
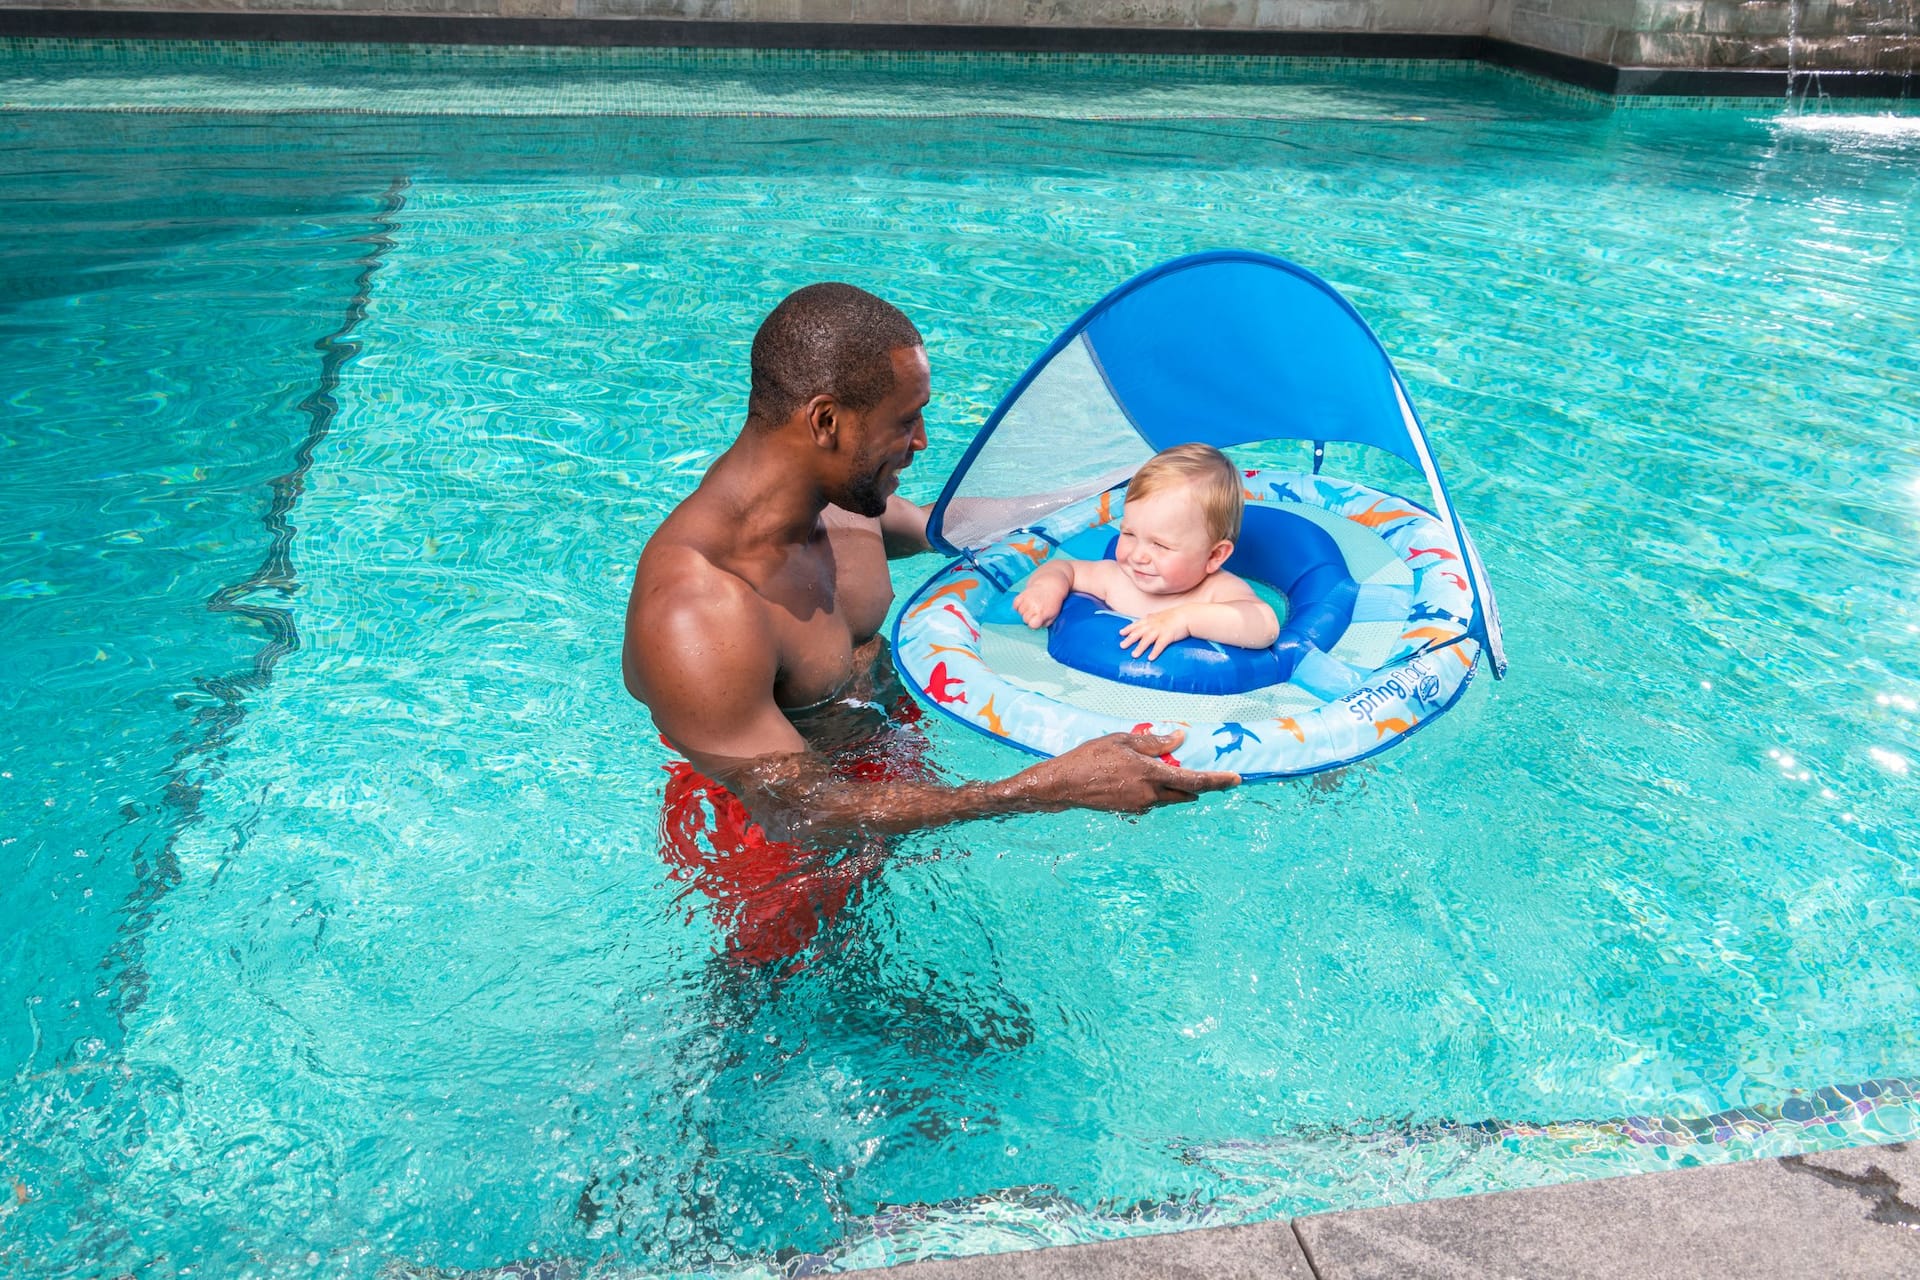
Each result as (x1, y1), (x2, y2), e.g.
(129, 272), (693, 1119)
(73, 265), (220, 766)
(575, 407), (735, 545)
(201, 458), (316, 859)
(1016, 729), (1239, 813)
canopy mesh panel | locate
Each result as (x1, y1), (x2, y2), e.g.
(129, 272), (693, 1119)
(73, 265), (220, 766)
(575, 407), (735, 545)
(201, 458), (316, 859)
(934, 334), (1152, 552)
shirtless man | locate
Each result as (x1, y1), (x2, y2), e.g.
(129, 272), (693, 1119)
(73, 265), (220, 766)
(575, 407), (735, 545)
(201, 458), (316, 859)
(623, 283), (1239, 851)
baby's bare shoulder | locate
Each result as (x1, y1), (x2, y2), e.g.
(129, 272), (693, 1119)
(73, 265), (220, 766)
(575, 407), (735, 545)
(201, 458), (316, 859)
(1200, 568), (1259, 603)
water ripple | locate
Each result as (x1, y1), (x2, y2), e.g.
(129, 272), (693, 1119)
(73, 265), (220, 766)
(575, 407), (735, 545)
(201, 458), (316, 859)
(2, 81), (1919, 1279)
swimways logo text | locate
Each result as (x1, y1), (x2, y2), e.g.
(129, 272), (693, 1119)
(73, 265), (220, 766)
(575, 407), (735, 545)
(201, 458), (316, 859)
(1341, 656), (1442, 721)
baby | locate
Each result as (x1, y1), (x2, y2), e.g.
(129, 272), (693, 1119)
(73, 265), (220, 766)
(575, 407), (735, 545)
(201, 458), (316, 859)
(1013, 443), (1280, 659)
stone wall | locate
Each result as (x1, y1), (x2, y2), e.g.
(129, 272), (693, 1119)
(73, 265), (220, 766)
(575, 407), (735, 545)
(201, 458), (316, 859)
(1493, 0), (1918, 69)
(1, 0), (1913, 70)
(0, 0), (1494, 31)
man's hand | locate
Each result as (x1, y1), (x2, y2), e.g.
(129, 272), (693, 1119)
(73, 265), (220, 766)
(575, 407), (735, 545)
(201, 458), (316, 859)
(1118, 607), (1192, 660)
(1016, 729), (1239, 813)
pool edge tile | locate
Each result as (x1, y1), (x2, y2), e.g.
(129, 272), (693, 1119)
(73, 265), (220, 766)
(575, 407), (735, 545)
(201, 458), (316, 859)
(859, 1142), (1920, 1279)
(874, 1218), (1315, 1278)
(1292, 1140), (1920, 1280)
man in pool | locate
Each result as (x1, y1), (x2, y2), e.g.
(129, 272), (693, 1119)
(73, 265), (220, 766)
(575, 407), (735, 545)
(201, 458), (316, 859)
(623, 284), (1239, 912)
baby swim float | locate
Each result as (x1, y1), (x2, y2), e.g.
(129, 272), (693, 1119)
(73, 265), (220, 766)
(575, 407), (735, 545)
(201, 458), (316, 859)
(894, 251), (1507, 779)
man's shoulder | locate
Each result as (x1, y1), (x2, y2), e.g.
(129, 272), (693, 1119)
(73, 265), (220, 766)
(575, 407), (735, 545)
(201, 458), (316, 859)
(625, 542), (777, 704)
(635, 539), (761, 629)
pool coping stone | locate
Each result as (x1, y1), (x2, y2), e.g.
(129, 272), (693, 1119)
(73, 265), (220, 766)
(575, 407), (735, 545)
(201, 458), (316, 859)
(2, 9), (1915, 97)
(873, 1141), (1920, 1279)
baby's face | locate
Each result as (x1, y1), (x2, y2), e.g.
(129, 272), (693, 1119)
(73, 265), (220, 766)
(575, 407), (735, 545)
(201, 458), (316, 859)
(1114, 485), (1227, 596)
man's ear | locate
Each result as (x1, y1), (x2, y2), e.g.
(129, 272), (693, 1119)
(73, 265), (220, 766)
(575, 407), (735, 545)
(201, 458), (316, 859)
(1207, 539), (1234, 573)
(804, 395), (840, 449)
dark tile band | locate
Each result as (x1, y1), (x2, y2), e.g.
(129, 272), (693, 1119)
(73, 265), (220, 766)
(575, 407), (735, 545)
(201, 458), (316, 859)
(0, 9), (1913, 98)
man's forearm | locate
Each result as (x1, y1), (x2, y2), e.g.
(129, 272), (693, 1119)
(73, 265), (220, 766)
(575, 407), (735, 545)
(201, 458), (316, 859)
(700, 728), (1235, 848)
(724, 750), (1068, 845)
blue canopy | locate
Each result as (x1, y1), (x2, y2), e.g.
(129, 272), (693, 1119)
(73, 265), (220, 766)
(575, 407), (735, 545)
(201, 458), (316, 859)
(926, 250), (1507, 678)
(1085, 254), (1421, 466)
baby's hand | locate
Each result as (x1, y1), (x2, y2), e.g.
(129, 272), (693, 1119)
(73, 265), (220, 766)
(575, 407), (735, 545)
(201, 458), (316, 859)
(1118, 608), (1191, 660)
(1013, 580), (1067, 629)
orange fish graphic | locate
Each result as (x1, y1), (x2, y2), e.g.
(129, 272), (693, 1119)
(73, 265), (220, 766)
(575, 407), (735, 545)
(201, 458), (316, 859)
(1275, 716), (1305, 743)
(1009, 538), (1048, 564)
(1350, 500), (1420, 529)
(1374, 715), (1418, 739)
(1439, 571), (1468, 591)
(1400, 625), (1462, 644)
(978, 695), (1006, 736)
(927, 661), (968, 706)
(925, 643), (976, 661)
(1094, 491), (1114, 527)
(1408, 546), (1460, 563)
(908, 577), (980, 617)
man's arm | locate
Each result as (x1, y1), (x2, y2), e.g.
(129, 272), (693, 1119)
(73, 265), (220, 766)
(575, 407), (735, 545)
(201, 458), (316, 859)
(713, 729), (1229, 847)
(626, 565), (1237, 846)
(879, 495), (931, 559)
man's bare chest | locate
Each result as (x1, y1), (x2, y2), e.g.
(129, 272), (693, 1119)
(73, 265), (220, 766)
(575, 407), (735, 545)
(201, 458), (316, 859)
(762, 525), (893, 709)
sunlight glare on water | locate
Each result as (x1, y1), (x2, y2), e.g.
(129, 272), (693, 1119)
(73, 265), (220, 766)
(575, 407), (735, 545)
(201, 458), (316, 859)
(2, 46), (1919, 1279)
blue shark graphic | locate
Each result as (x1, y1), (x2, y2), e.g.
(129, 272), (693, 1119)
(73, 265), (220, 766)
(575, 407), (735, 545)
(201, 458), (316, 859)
(1310, 478), (1352, 509)
(1214, 722), (1262, 755)
(1266, 480), (1306, 503)
(1408, 602), (1467, 625)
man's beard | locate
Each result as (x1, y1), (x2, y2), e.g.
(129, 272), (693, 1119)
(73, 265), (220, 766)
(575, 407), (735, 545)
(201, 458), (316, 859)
(830, 439), (893, 518)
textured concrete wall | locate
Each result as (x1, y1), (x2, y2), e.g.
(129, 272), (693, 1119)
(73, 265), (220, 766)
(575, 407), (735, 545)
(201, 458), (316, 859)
(0, 0), (1492, 32)
(0, 0), (1912, 68)
(1491, 0), (1919, 68)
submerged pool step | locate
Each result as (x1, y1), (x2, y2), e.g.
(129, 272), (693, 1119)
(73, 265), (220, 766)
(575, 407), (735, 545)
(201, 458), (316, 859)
(877, 1140), (1920, 1278)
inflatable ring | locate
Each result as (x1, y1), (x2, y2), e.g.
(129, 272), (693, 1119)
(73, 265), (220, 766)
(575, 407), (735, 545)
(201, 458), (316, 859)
(892, 470), (1483, 778)
(1045, 501), (1366, 695)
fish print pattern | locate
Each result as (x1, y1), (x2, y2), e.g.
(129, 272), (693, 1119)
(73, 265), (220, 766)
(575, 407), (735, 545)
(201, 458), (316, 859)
(895, 470), (1484, 779)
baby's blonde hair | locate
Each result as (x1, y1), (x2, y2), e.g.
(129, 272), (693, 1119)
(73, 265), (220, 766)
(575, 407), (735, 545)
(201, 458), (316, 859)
(1125, 443), (1243, 544)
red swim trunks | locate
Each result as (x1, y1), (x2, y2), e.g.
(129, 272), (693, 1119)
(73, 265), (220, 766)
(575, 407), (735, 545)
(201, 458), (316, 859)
(658, 698), (927, 970)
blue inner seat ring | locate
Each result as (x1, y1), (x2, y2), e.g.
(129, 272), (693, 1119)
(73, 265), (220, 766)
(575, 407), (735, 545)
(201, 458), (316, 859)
(1044, 504), (1360, 695)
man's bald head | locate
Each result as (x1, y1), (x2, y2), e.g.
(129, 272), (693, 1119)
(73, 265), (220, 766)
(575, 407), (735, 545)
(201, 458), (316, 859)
(747, 283), (924, 428)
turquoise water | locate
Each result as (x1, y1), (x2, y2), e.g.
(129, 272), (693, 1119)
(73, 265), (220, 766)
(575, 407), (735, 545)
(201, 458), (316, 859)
(4, 45), (1920, 1278)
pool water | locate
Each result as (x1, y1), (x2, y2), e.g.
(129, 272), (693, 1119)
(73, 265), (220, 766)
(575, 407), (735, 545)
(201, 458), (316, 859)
(3, 43), (1920, 1279)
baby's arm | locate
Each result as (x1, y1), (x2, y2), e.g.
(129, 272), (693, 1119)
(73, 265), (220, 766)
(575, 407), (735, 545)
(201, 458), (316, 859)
(1013, 558), (1111, 628)
(1187, 574), (1281, 648)
(1177, 599), (1282, 649)
(1119, 574), (1280, 659)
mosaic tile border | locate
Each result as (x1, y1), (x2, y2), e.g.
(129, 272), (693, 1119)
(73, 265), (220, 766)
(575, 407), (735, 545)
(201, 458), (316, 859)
(0, 35), (1588, 118)
(4, 36), (1917, 116)
(1612, 91), (1920, 113)
(1476, 1074), (1920, 1151)
(0, 35), (1482, 77)
(0, 11), (1915, 99)
(3, 34), (1915, 115)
